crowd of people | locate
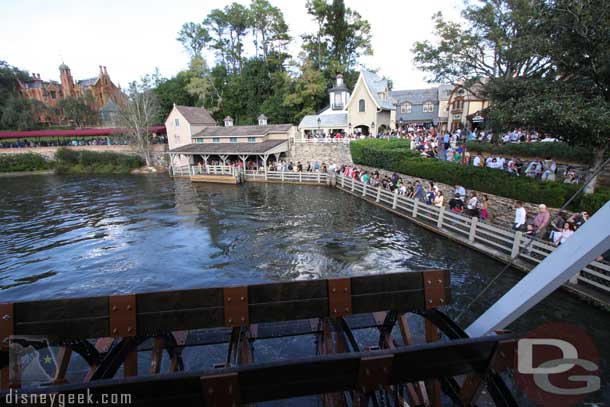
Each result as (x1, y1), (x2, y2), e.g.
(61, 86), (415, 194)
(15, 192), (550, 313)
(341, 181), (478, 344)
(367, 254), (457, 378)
(0, 135), (168, 149)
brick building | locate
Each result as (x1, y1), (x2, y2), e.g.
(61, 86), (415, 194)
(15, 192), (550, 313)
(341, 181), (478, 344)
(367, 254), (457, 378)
(16, 63), (126, 124)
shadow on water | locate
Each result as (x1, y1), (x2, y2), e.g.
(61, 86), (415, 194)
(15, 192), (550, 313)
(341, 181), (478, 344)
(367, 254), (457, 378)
(0, 174), (607, 404)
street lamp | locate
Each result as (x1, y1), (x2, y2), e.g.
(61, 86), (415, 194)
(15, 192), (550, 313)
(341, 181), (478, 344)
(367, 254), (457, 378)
(317, 116), (321, 138)
(371, 121), (375, 137)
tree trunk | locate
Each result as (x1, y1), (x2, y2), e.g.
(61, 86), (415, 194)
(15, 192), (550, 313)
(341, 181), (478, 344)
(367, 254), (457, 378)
(584, 145), (608, 194)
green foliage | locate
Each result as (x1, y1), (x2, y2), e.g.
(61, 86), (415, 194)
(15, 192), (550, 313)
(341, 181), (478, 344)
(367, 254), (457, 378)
(0, 96), (45, 130)
(351, 140), (607, 213)
(53, 92), (98, 127)
(0, 153), (53, 172)
(154, 71), (197, 119)
(465, 142), (593, 164)
(54, 148), (143, 174)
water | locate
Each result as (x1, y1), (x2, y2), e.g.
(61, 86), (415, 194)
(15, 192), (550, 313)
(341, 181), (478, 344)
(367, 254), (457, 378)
(0, 174), (607, 404)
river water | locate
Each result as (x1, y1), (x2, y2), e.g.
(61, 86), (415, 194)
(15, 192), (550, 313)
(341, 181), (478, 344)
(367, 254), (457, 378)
(0, 174), (607, 404)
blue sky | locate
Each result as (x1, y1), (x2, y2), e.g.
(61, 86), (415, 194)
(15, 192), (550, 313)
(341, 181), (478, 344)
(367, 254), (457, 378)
(2, 0), (463, 90)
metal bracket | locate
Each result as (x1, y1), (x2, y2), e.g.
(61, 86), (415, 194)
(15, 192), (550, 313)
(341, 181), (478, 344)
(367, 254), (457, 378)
(423, 270), (447, 309)
(201, 372), (240, 407)
(491, 339), (516, 372)
(358, 354), (394, 389)
(0, 303), (13, 349)
(109, 295), (137, 337)
(328, 278), (352, 318)
(224, 286), (248, 327)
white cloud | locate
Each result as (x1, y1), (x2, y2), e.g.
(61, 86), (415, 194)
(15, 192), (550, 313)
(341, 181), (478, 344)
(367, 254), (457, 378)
(1, 0), (463, 90)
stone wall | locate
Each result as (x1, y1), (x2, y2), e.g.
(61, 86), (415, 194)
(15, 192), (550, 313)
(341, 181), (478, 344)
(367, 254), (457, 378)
(0, 144), (169, 169)
(287, 142), (353, 165)
(357, 164), (570, 230)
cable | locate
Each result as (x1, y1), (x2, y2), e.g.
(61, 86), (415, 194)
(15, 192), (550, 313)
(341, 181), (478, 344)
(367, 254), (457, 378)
(454, 152), (610, 324)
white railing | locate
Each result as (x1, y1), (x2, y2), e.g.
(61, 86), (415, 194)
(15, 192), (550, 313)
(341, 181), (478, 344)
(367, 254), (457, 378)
(190, 165), (240, 177)
(245, 170), (328, 184)
(294, 138), (354, 144)
(172, 165), (190, 177)
(335, 173), (610, 295)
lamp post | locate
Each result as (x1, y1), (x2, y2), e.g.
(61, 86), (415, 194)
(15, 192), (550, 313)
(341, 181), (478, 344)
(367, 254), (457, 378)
(317, 116), (321, 138)
(371, 121), (375, 138)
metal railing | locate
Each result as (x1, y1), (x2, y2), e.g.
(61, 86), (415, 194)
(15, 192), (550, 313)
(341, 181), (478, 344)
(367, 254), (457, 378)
(334, 173), (610, 295)
(245, 170), (328, 184)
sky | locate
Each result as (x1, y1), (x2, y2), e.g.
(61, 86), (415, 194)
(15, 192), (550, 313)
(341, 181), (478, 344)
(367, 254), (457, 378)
(2, 0), (464, 90)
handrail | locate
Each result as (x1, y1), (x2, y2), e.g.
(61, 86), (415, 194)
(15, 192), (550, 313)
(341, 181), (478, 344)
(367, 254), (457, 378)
(334, 173), (610, 295)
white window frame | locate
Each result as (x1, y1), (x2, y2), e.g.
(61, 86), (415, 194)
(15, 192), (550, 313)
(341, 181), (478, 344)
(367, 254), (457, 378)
(423, 102), (434, 113)
(174, 118), (179, 127)
(401, 103), (412, 114)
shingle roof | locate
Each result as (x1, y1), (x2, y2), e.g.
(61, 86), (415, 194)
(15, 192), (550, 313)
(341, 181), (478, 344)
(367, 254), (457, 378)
(192, 124), (292, 138)
(175, 105), (217, 125)
(169, 140), (288, 155)
(361, 70), (394, 110)
(77, 77), (99, 87)
(299, 113), (348, 128)
(391, 88), (438, 105)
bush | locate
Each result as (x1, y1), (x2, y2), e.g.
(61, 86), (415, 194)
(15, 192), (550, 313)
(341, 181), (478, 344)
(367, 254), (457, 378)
(0, 153), (53, 172)
(351, 139), (608, 213)
(54, 148), (144, 173)
(465, 141), (593, 163)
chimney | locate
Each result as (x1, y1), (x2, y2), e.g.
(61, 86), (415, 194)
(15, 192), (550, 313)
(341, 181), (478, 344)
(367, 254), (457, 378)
(103, 66), (108, 75)
(99, 65), (103, 74)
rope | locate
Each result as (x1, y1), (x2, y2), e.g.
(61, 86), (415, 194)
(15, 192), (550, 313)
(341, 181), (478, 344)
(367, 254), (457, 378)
(455, 153), (610, 324)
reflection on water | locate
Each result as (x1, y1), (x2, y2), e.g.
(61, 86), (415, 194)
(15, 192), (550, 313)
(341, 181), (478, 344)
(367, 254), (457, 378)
(0, 174), (607, 403)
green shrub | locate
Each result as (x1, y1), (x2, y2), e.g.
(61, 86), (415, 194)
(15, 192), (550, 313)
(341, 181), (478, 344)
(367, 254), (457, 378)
(351, 139), (608, 213)
(0, 153), (53, 172)
(465, 141), (593, 163)
(54, 148), (144, 173)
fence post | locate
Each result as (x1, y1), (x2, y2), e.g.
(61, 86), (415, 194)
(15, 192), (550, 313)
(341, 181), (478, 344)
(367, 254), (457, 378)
(281, 171), (284, 182)
(511, 231), (522, 258)
(412, 200), (418, 217)
(341, 175), (345, 188)
(362, 183), (367, 197)
(351, 178), (355, 192)
(569, 271), (580, 284)
(469, 217), (478, 242)
(376, 187), (381, 203)
(437, 206), (445, 228)
(317, 173), (321, 184)
(299, 172), (302, 183)
(392, 189), (398, 209)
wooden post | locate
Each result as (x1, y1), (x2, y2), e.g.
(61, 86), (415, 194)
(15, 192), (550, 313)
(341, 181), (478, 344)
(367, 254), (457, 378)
(281, 171), (284, 182)
(425, 320), (442, 407)
(299, 172), (302, 183)
(392, 189), (398, 209)
(437, 206), (445, 228)
(362, 183), (366, 197)
(511, 231), (522, 258)
(341, 175), (345, 188)
(376, 187), (381, 203)
(469, 217), (478, 242)
(317, 172), (321, 184)
(412, 200), (418, 217)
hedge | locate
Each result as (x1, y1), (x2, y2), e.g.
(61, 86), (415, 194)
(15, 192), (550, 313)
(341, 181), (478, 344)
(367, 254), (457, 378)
(54, 148), (144, 174)
(351, 139), (608, 213)
(0, 153), (53, 172)
(465, 141), (593, 164)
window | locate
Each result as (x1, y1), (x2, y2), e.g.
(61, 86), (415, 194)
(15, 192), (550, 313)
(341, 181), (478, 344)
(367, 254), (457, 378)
(50, 91), (56, 99)
(423, 102), (434, 113)
(196, 138), (203, 144)
(175, 118), (179, 127)
(358, 99), (365, 112)
(400, 103), (412, 114)
(247, 137), (256, 143)
(230, 137), (237, 143)
(212, 137), (220, 143)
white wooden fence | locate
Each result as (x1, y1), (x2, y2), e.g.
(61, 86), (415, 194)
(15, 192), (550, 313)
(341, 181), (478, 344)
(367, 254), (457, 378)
(335, 173), (610, 296)
(245, 170), (328, 184)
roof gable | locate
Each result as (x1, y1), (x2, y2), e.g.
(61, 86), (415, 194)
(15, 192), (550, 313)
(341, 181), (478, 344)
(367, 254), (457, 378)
(174, 105), (216, 125)
(192, 124), (292, 138)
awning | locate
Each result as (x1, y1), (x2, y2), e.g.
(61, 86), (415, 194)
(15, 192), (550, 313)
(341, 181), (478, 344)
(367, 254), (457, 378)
(169, 140), (288, 156)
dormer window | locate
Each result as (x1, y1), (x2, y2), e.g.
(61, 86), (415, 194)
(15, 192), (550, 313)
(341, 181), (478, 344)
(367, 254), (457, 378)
(224, 116), (234, 127)
(400, 103), (412, 114)
(257, 114), (268, 126)
(423, 102), (434, 113)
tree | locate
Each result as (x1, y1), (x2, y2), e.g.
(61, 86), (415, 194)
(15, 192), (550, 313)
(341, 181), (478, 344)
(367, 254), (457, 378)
(283, 56), (327, 123)
(54, 92), (98, 127)
(485, 0), (610, 192)
(177, 22), (209, 57)
(154, 71), (198, 119)
(120, 76), (161, 167)
(301, 0), (372, 110)
(412, 1), (553, 92)
(250, 0), (291, 61)
(0, 96), (44, 130)
(185, 55), (224, 116)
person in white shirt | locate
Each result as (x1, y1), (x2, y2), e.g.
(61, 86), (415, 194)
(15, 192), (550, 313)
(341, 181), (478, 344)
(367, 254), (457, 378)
(486, 156), (493, 167)
(497, 156), (506, 170)
(512, 201), (527, 231)
(553, 222), (574, 245)
(466, 192), (479, 217)
(473, 154), (482, 167)
(454, 184), (466, 201)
